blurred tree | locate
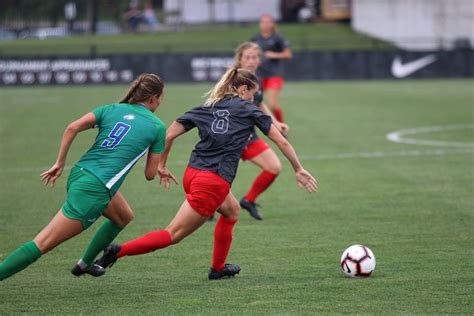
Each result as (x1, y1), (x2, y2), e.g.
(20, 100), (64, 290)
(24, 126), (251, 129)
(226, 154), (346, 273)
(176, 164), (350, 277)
(0, 0), (133, 23)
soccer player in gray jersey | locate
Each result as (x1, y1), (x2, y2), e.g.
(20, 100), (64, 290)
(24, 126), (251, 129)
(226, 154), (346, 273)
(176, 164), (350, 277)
(96, 68), (317, 280)
(251, 14), (292, 123)
(233, 42), (289, 220)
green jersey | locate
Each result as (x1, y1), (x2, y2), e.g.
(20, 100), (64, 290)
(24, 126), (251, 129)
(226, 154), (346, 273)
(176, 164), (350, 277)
(76, 103), (166, 195)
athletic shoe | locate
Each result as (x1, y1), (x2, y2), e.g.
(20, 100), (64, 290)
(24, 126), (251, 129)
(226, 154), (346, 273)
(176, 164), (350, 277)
(95, 243), (121, 269)
(240, 198), (262, 220)
(71, 263), (105, 277)
(208, 264), (241, 280)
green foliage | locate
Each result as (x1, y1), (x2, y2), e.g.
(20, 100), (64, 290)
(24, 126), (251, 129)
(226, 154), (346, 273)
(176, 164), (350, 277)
(0, 80), (472, 314)
(0, 23), (392, 56)
(0, 0), (129, 21)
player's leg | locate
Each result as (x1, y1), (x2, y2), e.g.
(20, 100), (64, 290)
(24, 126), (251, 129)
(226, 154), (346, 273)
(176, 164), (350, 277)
(263, 76), (285, 123)
(119, 200), (207, 256)
(241, 144), (281, 220)
(74, 192), (133, 271)
(96, 167), (229, 270)
(209, 191), (241, 279)
(167, 200), (209, 243)
(60, 166), (112, 276)
(0, 210), (83, 281)
(266, 88), (284, 122)
(246, 148), (281, 202)
(96, 200), (208, 269)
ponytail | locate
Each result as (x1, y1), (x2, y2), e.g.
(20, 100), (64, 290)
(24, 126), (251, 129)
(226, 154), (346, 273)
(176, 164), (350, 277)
(120, 76), (143, 103)
(120, 73), (164, 104)
(204, 67), (258, 107)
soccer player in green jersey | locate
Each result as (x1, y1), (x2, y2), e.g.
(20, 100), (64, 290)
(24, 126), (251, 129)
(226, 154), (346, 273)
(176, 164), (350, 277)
(0, 73), (167, 281)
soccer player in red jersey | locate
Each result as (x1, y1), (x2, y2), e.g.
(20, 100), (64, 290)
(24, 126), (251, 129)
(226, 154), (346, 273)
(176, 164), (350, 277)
(96, 67), (317, 280)
(235, 42), (288, 220)
(251, 14), (292, 123)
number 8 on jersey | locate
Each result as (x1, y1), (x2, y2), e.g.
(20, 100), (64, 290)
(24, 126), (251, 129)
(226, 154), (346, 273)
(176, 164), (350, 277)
(211, 110), (230, 134)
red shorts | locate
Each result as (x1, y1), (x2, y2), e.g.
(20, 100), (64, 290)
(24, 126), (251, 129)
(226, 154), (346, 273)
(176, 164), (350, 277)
(262, 77), (284, 91)
(183, 166), (231, 217)
(241, 139), (270, 161)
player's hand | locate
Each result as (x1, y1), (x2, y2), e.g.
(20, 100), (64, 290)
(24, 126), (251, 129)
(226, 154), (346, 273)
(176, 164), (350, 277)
(277, 122), (289, 135)
(40, 163), (64, 187)
(157, 166), (178, 189)
(295, 168), (318, 193)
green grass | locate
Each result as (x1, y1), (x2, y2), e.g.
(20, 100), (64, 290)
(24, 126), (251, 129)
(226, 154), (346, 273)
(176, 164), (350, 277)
(0, 23), (392, 56)
(0, 80), (473, 314)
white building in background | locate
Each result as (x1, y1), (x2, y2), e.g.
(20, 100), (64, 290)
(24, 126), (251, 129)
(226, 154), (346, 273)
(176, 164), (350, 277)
(164, 0), (280, 24)
(352, 0), (474, 51)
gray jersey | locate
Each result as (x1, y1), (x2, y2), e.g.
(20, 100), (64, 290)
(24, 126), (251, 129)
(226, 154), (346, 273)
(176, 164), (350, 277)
(247, 79), (265, 145)
(176, 96), (272, 183)
(251, 32), (289, 78)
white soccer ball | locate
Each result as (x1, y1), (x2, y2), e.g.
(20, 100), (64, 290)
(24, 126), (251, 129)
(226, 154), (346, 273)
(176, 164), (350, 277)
(340, 244), (376, 277)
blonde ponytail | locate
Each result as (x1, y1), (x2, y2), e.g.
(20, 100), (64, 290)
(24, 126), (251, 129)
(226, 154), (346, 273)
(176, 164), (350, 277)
(204, 67), (258, 107)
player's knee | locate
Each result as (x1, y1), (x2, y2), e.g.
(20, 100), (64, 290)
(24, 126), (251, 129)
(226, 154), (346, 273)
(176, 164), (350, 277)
(112, 211), (134, 227)
(123, 211), (134, 225)
(267, 92), (278, 104)
(224, 202), (240, 219)
(266, 161), (282, 174)
(229, 207), (240, 219)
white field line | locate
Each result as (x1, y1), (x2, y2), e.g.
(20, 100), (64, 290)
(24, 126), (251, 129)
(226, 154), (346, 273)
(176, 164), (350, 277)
(2, 148), (473, 174)
(298, 148), (474, 161)
(386, 124), (474, 148)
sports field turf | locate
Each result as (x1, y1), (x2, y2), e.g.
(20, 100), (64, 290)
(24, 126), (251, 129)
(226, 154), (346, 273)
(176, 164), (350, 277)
(0, 80), (473, 314)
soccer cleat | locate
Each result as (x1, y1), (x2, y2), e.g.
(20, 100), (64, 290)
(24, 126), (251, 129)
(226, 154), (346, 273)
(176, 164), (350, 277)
(208, 264), (241, 280)
(95, 243), (121, 269)
(240, 198), (262, 220)
(71, 263), (106, 277)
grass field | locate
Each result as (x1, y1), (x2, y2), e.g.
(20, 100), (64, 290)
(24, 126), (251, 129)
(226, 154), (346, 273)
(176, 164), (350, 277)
(0, 23), (392, 56)
(0, 80), (473, 314)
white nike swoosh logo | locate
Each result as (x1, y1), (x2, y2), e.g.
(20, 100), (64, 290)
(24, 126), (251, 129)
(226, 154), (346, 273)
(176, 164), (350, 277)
(391, 54), (437, 78)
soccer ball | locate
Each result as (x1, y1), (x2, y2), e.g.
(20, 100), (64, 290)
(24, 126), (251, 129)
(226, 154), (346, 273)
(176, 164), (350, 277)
(340, 244), (376, 277)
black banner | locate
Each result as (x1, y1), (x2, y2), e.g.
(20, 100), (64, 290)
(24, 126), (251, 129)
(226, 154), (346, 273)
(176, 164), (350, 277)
(1, 50), (473, 86)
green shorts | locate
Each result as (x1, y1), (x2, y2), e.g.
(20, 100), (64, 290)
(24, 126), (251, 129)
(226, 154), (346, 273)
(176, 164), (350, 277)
(62, 165), (111, 229)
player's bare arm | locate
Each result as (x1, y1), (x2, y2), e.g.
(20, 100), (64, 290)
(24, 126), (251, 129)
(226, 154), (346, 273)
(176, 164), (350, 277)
(157, 121), (186, 188)
(264, 48), (292, 60)
(144, 151), (162, 181)
(40, 112), (96, 187)
(267, 124), (317, 192)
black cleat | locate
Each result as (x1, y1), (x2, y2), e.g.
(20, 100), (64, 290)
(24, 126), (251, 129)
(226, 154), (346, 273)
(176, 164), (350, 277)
(95, 243), (121, 269)
(71, 263), (105, 277)
(240, 198), (262, 220)
(208, 264), (241, 280)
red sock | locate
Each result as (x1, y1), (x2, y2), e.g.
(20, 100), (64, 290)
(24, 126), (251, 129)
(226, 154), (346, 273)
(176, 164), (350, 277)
(245, 171), (279, 203)
(273, 107), (284, 123)
(117, 230), (172, 258)
(212, 216), (238, 272)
